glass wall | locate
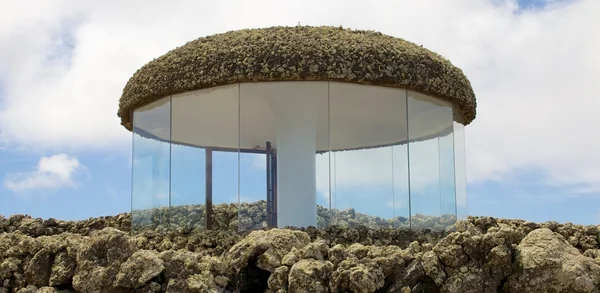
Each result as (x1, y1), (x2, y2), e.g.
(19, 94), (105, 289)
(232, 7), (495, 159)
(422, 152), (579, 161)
(314, 84), (331, 229)
(407, 91), (455, 231)
(170, 84), (240, 232)
(315, 151), (331, 229)
(237, 82), (271, 231)
(130, 82), (467, 234)
(236, 152), (268, 231)
(169, 144), (205, 231)
(392, 143), (411, 229)
(131, 97), (171, 233)
(328, 83), (409, 229)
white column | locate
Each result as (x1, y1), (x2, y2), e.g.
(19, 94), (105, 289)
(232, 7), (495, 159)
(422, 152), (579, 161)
(265, 86), (320, 228)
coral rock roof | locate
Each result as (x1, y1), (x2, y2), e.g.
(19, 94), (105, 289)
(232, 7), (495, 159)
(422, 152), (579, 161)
(118, 25), (476, 130)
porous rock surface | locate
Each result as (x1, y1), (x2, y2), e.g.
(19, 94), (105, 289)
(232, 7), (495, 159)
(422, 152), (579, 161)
(2, 214), (600, 292)
(117, 25), (477, 129)
(132, 201), (457, 234)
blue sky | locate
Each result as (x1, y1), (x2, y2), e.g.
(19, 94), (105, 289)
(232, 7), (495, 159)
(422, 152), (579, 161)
(1, 0), (599, 225)
(3, 137), (599, 225)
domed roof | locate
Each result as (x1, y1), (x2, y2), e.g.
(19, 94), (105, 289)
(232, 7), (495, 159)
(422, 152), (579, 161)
(118, 25), (476, 129)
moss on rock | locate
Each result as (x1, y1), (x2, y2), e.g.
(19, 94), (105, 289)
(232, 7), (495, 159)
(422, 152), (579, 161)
(118, 25), (477, 130)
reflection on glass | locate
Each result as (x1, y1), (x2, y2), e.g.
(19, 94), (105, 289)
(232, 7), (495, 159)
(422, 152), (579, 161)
(407, 138), (441, 229)
(329, 83), (409, 228)
(439, 125), (456, 225)
(315, 151), (331, 229)
(392, 144), (410, 229)
(237, 152), (268, 232)
(130, 82), (466, 234)
(330, 148), (395, 228)
(315, 85), (331, 229)
(131, 97), (171, 233)
(454, 122), (468, 220)
(170, 144), (205, 231)
(170, 84), (240, 232)
(212, 151), (240, 231)
(407, 91), (455, 231)
(238, 83), (273, 232)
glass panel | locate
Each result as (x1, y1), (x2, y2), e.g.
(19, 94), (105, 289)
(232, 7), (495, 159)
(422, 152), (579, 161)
(439, 121), (456, 230)
(315, 84), (331, 229)
(169, 144), (205, 231)
(131, 97), (171, 234)
(170, 84), (239, 231)
(329, 82), (409, 229)
(236, 152), (267, 232)
(392, 143), (411, 229)
(213, 151), (240, 231)
(407, 91), (455, 231)
(316, 151), (331, 229)
(325, 152), (338, 228)
(238, 83), (272, 232)
(453, 121), (468, 220)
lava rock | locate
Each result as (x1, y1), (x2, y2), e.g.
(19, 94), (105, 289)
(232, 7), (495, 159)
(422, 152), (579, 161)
(505, 228), (600, 292)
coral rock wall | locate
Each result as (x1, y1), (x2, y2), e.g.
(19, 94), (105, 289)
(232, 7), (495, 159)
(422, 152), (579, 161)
(2, 213), (600, 293)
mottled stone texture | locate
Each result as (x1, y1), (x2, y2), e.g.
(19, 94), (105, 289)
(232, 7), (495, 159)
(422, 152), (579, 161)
(130, 201), (457, 235)
(2, 214), (600, 292)
(117, 26), (477, 129)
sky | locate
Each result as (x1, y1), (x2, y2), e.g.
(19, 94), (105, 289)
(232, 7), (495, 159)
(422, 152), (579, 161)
(0, 0), (599, 225)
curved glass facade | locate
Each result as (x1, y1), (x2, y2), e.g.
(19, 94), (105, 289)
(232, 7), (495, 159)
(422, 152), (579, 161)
(131, 82), (467, 233)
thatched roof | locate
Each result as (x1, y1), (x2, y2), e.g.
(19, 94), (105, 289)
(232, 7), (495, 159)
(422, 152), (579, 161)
(118, 25), (477, 130)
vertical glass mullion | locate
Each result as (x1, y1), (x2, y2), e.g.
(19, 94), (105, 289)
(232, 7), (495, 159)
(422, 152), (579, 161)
(168, 96), (172, 229)
(406, 90), (412, 230)
(130, 114), (135, 234)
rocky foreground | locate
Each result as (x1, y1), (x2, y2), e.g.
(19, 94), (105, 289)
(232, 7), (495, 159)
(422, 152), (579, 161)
(131, 201), (457, 233)
(2, 214), (600, 293)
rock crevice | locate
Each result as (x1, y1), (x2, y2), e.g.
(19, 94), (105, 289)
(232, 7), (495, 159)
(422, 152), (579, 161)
(1, 214), (600, 293)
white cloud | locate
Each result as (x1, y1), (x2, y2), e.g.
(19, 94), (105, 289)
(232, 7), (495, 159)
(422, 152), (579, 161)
(0, 0), (598, 194)
(3, 154), (84, 192)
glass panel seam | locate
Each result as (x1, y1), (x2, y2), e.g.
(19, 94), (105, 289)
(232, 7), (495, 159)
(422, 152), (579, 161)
(452, 123), (458, 220)
(328, 81), (332, 212)
(130, 112), (135, 235)
(461, 124), (468, 218)
(438, 136), (442, 220)
(237, 83), (241, 231)
(168, 95), (172, 229)
(391, 146), (396, 221)
(405, 90), (412, 230)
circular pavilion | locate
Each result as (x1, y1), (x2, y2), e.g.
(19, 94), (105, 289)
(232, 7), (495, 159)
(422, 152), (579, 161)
(118, 25), (476, 234)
